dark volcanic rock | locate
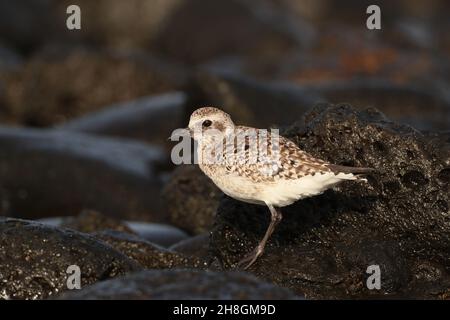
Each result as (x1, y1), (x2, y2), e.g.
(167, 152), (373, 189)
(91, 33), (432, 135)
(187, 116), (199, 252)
(1, 48), (180, 127)
(56, 91), (187, 149)
(188, 70), (323, 128)
(170, 233), (210, 259)
(309, 80), (450, 131)
(60, 210), (135, 234)
(0, 217), (140, 300)
(162, 165), (222, 235)
(93, 230), (205, 269)
(210, 104), (450, 299)
(0, 127), (166, 221)
(55, 269), (300, 300)
(151, 0), (311, 64)
(39, 215), (190, 247)
(125, 222), (189, 247)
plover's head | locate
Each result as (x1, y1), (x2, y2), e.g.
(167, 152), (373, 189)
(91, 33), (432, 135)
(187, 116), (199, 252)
(187, 107), (235, 141)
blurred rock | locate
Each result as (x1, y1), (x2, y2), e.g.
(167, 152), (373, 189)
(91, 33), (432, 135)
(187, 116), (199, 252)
(125, 221), (189, 247)
(57, 0), (183, 50)
(211, 104), (449, 299)
(0, 217), (140, 300)
(162, 165), (222, 235)
(169, 233), (210, 259)
(60, 210), (135, 234)
(151, 0), (313, 64)
(0, 126), (166, 222)
(0, 43), (22, 72)
(0, 48), (182, 127)
(307, 79), (450, 131)
(56, 91), (187, 149)
(0, 1), (62, 52)
(276, 27), (449, 86)
(38, 215), (190, 247)
(93, 230), (204, 269)
(55, 269), (300, 299)
(188, 70), (324, 128)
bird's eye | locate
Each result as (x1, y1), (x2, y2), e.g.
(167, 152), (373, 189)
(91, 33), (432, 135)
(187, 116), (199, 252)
(202, 120), (212, 128)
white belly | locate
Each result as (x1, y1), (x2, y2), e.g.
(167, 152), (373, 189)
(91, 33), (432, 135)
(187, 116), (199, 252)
(261, 172), (356, 207)
(204, 165), (356, 207)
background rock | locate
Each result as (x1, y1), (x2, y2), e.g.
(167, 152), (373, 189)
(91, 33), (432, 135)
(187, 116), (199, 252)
(210, 104), (449, 299)
(0, 127), (166, 221)
(0, 48), (182, 127)
(307, 79), (450, 131)
(56, 91), (187, 150)
(39, 214), (190, 247)
(55, 269), (300, 300)
(93, 230), (204, 269)
(0, 217), (140, 300)
(169, 233), (210, 259)
(162, 165), (222, 235)
(60, 210), (136, 234)
(187, 70), (324, 128)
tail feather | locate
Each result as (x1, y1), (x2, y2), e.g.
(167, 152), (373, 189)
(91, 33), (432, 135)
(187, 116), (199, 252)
(327, 164), (375, 175)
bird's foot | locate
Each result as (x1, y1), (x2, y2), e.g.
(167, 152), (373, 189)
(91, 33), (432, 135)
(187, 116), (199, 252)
(236, 245), (264, 270)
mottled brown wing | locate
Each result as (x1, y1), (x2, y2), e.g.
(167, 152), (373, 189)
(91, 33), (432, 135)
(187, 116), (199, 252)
(221, 127), (332, 182)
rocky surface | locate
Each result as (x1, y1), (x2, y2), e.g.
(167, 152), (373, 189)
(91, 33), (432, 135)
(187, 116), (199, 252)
(55, 269), (300, 300)
(93, 230), (204, 269)
(0, 217), (140, 300)
(0, 127), (166, 221)
(210, 104), (450, 299)
(162, 165), (222, 235)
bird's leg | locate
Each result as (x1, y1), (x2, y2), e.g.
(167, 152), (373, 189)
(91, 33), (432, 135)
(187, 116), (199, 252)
(237, 204), (282, 270)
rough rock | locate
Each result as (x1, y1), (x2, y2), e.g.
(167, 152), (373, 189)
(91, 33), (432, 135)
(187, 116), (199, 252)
(162, 165), (222, 235)
(55, 269), (300, 300)
(210, 104), (449, 299)
(0, 217), (140, 300)
(93, 230), (204, 269)
(0, 126), (166, 221)
(0, 48), (181, 127)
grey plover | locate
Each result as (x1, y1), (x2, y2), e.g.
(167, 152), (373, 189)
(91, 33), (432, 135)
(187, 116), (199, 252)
(186, 107), (373, 269)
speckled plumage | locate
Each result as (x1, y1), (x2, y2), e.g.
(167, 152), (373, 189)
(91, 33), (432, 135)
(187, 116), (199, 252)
(187, 107), (373, 268)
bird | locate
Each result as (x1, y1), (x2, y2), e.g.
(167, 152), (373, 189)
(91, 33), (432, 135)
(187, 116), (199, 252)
(186, 107), (373, 269)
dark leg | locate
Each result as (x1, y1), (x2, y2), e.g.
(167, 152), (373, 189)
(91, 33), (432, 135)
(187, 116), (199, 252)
(237, 204), (282, 270)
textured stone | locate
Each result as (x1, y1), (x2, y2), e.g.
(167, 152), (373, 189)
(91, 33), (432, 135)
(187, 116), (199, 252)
(93, 230), (204, 269)
(0, 217), (140, 300)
